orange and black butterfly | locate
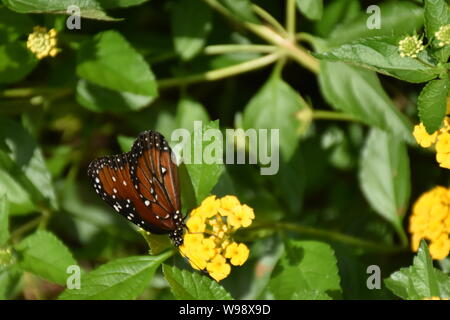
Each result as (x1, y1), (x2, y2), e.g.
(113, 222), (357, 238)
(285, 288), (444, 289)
(87, 130), (185, 246)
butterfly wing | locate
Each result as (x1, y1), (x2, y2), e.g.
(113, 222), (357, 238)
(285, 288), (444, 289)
(130, 131), (181, 220)
(87, 134), (181, 235)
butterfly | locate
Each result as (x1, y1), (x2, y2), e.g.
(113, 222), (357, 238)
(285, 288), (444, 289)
(87, 130), (185, 246)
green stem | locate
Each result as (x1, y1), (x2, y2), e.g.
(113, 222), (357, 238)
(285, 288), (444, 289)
(204, 44), (276, 55)
(9, 216), (43, 244)
(393, 221), (409, 248)
(286, 0), (297, 41)
(0, 87), (72, 99)
(244, 22), (319, 73)
(202, 0), (319, 74)
(296, 32), (318, 47)
(252, 4), (288, 37)
(251, 222), (407, 254)
(38, 207), (52, 229)
(313, 110), (360, 122)
(158, 52), (280, 88)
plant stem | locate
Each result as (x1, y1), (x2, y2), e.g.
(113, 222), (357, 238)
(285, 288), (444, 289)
(313, 110), (360, 122)
(204, 44), (276, 55)
(9, 216), (43, 244)
(252, 4), (288, 37)
(0, 87), (72, 99)
(286, 0), (297, 41)
(296, 32), (318, 47)
(244, 22), (319, 73)
(251, 222), (407, 254)
(202, 0), (319, 74)
(158, 52), (280, 88)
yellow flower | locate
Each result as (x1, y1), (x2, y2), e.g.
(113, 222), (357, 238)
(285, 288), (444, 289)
(196, 195), (220, 219)
(227, 205), (254, 228)
(429, 234), (450, 260)
(198, 238), (217, 261)
(413, 123), (437, 148)
(409, 186), (450, 260)
(27, 26), (60, 60)
(180, 195), (254, 281)
(180, 245), (207, 270)
(436, 150), (450, 169)
(423, 296), (450, 300)
(206, 255), (231, 282)
(186, 215), (205, 233)
(183, 233), (204, 247)
(219, 195), (241, 215)
(436, 132), (450, 153)
(412, 120), (450, 170)
(398, 34), (424, 58)
(225, 242), (249, 266)
(435, 24), (450, 47)
(436, 132), (450, 169)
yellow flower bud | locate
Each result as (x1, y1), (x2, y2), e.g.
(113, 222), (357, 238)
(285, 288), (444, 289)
(27, 26), (60, 60)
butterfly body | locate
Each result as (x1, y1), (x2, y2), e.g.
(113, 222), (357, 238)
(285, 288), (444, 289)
(87, 130), (184, 246)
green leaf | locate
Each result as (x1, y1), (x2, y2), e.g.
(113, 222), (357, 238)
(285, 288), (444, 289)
(268, 240), (341, 300)
(319, 61), (414, 143)
(15, 230), (77, 285)
(243, 73), (306, 161)
(3, 0), (118, 21)
(317, 37), (440, 83)
(0, 195), (9, 246)
(424, 0), (449, 46)
(0, 170), (34, 215)
(219, 0), (260, 24)
(418, 77), (449, 134)
(144, 234), (172, 255)
(329, 1), (424, 47)
(59, 175), (137, 245)
(0, 7), (33, 43)
(76, 79), (153, 113)
(314, 0), (360, 37)
(99, 0), (150, 8)
(385, 241), (450, 299)
(0, 42), (36, 84)
(59, 253), (172, 300)
(77, 30), (158, 97)
(0, 118), (57, 214)
(296, 0), (323, 20)
(434, 45), (450, 63)
(171, 0), (212, 61)
(359, 128), (410, 237)
(163, 264), (234, 300)
(0, 265), (22, 300)
(175, 95), (211, 132)
(183, 120), (224, 204)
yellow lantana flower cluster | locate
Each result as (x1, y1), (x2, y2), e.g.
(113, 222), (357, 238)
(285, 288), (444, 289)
(398, 35), (424, 58)
(409, 186), (450, 260)
(413, 118), (450, 169)
(27, 26), (60, 60)
(435, 24), (450, 47)
(179, 195), (254, 282)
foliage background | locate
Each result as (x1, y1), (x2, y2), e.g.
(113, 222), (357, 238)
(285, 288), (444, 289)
(0, 0), (449, 300)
